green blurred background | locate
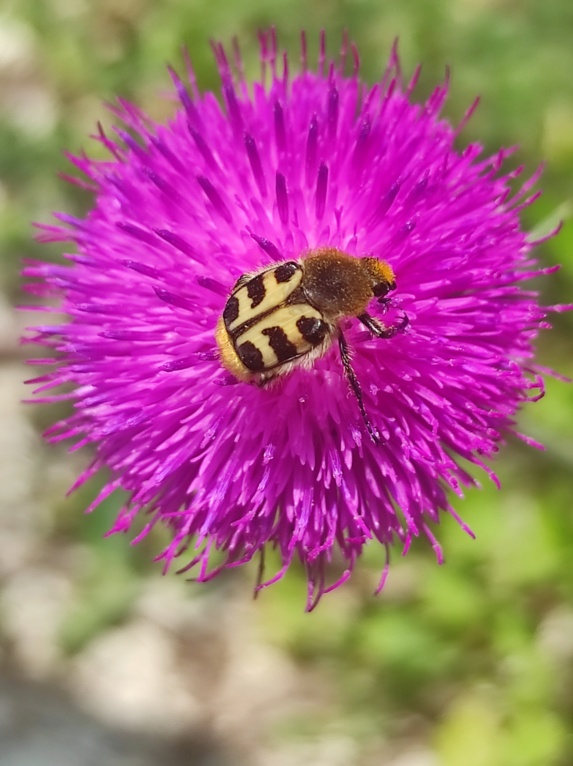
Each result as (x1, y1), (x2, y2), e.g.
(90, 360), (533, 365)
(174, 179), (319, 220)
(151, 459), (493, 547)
(1, 1), (572, 765)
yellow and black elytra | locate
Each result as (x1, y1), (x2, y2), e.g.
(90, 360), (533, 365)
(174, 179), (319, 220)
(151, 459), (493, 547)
(215, 247), (408, 443)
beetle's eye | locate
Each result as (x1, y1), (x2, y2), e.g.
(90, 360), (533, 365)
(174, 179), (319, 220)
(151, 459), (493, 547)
(373, 281), (395, 298)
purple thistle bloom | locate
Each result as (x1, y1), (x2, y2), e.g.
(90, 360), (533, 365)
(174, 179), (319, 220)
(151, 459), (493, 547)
(24, 33), (566, 609)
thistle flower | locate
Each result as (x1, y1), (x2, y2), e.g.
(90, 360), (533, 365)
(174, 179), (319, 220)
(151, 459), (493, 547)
(25, 32), (564, 609)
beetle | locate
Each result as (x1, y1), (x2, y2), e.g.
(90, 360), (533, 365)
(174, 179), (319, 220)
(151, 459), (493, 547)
(215, 247), (408, 442)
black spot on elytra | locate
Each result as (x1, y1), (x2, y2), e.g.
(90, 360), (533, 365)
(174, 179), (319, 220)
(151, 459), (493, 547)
(247, 273), (266, 308)
(237, 340), (265, 371)
(262, 326), (298, 363)
(274, 261), (299, 283)
(223, 295), (239, 326)
(297, 316), (329, 346)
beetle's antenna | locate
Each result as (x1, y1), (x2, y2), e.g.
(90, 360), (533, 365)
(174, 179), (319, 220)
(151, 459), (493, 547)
(338, 331), (380, 444)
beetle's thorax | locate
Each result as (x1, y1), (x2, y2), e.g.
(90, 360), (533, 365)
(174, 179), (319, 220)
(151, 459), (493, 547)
(302, 248), (377, 319)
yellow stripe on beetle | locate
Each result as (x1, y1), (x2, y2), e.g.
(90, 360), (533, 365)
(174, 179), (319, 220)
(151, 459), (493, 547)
(235, 304), (325, 369)
(226, 264), (303, 333)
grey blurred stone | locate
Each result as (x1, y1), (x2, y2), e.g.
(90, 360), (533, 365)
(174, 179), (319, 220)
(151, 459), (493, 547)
(0, 673), (241, 766)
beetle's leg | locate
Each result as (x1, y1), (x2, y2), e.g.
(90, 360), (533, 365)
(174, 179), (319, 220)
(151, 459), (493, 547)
(257, 374), (274, 388)
(358, 311), (409, 339)
(377, 296), (391, 311)
(338, 331), (380, 445)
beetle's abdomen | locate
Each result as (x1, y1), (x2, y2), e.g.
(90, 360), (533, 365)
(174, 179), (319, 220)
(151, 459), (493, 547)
(216, 260), (331, 379)
(234, 304), (329, 372)
(224, 261), (303, 334)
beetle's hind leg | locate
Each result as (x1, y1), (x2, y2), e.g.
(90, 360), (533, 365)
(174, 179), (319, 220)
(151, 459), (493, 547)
(358, 311), (409, 339)
(338, 331), (380, 445)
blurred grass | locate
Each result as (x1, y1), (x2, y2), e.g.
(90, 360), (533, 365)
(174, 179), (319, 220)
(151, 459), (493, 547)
(2, 0), (573, 763)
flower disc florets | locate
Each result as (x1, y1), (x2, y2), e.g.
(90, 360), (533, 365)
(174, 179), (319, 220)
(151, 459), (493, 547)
(25, 33), (562, 608)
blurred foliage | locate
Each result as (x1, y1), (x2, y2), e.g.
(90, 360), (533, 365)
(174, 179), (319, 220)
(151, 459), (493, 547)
(2, 0), (572, 763)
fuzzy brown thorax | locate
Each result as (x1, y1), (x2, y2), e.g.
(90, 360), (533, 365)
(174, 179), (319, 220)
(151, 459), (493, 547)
(302, 248), (395, 319)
